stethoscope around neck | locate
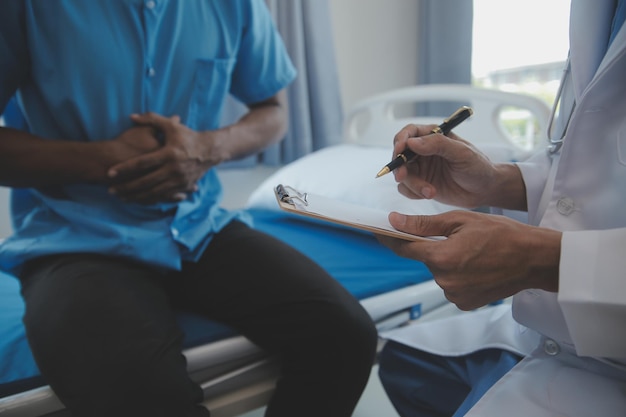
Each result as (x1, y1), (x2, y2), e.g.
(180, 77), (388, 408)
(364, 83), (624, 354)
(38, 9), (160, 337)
(547, 55), (576, 155)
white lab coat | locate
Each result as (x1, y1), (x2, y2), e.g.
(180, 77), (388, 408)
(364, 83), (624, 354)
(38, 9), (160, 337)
(381, 1), (626, 415)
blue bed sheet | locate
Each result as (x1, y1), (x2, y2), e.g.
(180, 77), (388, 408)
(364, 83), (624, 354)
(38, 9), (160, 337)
(0, 208), (433, 398)
(249, 209), (432, 299)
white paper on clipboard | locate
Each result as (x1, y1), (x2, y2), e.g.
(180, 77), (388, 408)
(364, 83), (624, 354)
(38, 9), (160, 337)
(274, 184), (441, 242)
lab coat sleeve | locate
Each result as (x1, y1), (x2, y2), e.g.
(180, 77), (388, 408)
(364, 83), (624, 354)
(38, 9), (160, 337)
(380, 304), (541, 357)
(559, 228), (626, 360)
(516, 150), (552, 225)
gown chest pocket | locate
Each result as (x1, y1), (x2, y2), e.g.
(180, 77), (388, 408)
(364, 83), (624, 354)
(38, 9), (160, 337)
(187, 58), (236, 130)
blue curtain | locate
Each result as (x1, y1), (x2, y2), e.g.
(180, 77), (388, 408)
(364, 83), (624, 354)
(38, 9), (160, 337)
(417, 0), (474, 116)
(220, 0), (343, 168)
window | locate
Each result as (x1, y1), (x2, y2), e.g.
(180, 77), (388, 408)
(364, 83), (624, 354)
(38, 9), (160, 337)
(472, 0), (571, 149)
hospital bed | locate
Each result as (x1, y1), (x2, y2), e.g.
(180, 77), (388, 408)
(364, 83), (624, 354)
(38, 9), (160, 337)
(0, 85), (550, 416)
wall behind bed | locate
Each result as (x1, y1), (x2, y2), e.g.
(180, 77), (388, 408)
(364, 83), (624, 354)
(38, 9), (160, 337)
(329, 0), (420, 113)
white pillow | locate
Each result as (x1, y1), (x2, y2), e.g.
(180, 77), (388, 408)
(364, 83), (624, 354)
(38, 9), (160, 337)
(246, 144), (462, 215)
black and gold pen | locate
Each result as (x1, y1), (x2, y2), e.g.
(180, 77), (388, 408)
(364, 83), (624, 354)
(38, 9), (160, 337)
(375, 106), (474, 178)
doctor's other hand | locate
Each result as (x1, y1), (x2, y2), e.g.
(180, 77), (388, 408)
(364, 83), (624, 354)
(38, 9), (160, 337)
(391, 124), (526, 212)
(107, 112), (220, 205)
(377, 210), (562, 311)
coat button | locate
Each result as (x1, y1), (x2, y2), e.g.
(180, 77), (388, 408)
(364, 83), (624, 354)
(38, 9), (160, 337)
(543, 339), (560, 356)
(556, 197), (575, 215)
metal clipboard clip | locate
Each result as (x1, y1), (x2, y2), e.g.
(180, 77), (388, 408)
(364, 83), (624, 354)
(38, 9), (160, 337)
(275, 184), (308, 207)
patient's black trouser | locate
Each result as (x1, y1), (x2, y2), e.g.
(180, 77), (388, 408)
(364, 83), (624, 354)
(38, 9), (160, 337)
(19, 220), (378, 417)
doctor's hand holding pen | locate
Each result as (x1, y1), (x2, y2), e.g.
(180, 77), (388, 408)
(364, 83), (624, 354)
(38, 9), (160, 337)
(376, 122), (561, 311)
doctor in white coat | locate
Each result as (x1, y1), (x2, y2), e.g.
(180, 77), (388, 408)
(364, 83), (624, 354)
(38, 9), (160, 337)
(377, 0), (626, 416)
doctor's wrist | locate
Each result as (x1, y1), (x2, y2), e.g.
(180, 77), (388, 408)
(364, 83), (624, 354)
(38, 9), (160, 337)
(524, 226), (562, 292)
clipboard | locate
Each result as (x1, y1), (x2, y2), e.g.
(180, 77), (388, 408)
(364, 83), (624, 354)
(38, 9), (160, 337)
(274, 184), (438, 242)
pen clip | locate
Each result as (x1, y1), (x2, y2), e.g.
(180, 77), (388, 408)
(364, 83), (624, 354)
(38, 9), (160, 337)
(442, 106), (468, 124)
(434, 106), (473, 135)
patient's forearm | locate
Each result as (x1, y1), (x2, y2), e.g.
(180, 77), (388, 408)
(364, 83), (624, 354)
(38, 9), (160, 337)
(210, 92), (288, 164)
(0, 127), (112, 187)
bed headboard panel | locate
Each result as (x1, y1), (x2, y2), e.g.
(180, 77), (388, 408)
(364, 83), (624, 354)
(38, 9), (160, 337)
(343, 84), (551, 160)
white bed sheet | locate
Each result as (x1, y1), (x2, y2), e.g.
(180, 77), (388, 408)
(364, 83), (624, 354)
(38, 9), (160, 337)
(246, 142), (518, 215)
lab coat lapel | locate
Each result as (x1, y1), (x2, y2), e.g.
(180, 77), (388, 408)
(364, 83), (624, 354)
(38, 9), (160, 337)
(569, 0), (615, 99)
